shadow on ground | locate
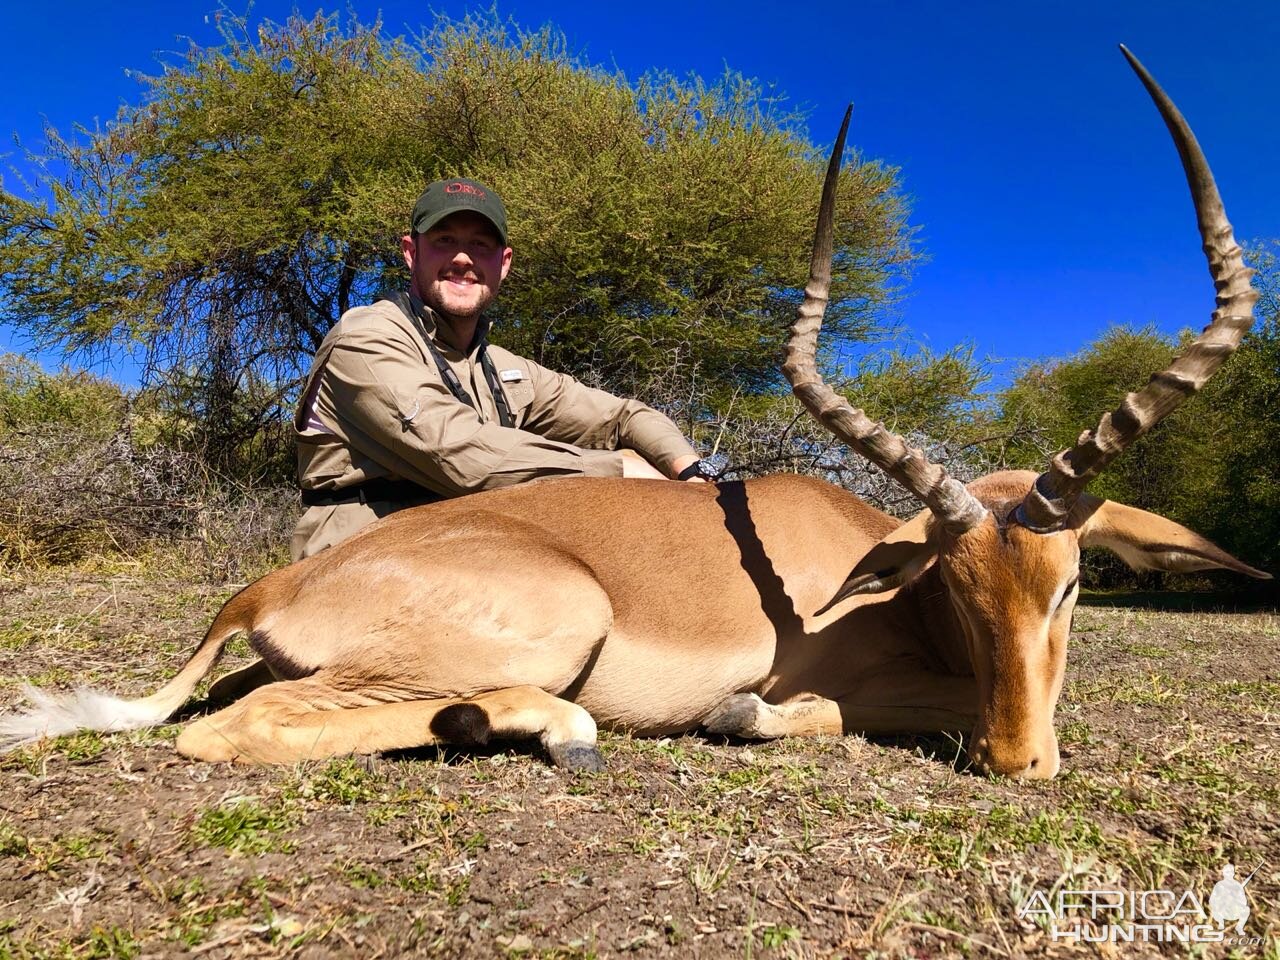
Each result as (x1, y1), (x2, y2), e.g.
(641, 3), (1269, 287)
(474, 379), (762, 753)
(1079, 588), (1278, 612)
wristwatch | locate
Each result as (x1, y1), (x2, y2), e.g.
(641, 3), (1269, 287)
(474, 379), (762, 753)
(676, 460), (713, 482)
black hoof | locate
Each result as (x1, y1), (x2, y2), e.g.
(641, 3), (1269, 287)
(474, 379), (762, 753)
(548, 741), (606, 772)
(703, 694), (760, 736)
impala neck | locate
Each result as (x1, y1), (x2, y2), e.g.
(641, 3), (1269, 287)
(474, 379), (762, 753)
(890, 563), (973, 677)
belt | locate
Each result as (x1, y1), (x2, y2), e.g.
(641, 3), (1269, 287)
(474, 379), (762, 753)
(300, 478), (443, 507)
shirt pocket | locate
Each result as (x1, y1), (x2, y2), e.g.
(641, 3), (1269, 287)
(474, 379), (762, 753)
(500, 374), (535, 427)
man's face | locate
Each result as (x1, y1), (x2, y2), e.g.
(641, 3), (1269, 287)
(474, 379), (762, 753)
(402, 212), (513, 324)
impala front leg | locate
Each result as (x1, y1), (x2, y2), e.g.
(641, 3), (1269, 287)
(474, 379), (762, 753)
(703, 671), (977, 740)
(832, 669), (977, 734)
(703, 693), (842, 739)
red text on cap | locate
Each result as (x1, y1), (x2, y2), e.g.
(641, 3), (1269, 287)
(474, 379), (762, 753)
(446, 182), (486, 198)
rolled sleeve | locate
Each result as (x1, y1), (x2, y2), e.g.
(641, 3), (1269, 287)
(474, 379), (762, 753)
(316, 325), (625, 495)
(519, 361), (698, 475)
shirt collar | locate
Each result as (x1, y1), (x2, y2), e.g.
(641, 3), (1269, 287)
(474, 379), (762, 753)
(407, 290), (491, 357)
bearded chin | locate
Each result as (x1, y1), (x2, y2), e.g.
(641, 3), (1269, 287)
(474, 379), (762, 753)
(425, 284), (495, 326)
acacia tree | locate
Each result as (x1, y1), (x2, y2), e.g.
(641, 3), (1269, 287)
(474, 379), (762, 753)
(0, 10), (915, 474)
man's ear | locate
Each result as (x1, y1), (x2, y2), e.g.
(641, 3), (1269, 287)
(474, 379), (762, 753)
(401, 233), (417, 271)
(1073, 497), (1271, 579)
(815, 511), (938, 615)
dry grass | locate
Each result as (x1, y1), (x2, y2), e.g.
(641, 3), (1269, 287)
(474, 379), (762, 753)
(0, 428), (295, 580)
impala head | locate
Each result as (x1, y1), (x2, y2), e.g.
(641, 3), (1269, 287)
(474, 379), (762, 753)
(933, 473), (1079, 779)
(788, 48), (1271, 779)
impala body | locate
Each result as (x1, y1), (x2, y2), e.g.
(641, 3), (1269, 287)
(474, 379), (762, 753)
(0, 48), (1268, 778)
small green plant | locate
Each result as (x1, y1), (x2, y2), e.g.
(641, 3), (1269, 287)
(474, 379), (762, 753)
(445, 874), (471, 907)
(82, 924), (141, 959)
(0, 819), (30, 856)
(339, 861), (387, 889)
(57, 730), (107, 762)
(664, 920), (684, 946)
(190, 796), (297, 855)
(289, 757), (383, 805)
(761, 924), (800, 949)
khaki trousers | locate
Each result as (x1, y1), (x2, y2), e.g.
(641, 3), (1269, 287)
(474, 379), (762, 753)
(290, 499), (414, 561)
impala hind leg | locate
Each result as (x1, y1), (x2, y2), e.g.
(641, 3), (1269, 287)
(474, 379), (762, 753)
(175, 682), (603, 769)
(207, 658), (276, 703)
(176, 680), (444, 764)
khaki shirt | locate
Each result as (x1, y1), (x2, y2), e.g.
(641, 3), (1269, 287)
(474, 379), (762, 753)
(291, 297), (697, 559)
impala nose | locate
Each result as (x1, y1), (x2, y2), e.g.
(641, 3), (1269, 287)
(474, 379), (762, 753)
(970, 736), (1057, 780)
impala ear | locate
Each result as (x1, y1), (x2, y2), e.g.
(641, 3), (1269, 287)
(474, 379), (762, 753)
(816, 511), (938, 614)
(1073, 497), (1271, 579)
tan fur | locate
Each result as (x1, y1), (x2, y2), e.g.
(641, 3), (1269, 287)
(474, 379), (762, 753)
(0, 468), (1265, 777)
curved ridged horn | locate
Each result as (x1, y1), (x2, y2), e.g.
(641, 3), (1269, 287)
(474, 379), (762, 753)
(783, 107), (988, 536)
(1017, 45), (1259, 532)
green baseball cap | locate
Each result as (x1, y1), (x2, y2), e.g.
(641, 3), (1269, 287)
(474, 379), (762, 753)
(410, 177), (509, 245)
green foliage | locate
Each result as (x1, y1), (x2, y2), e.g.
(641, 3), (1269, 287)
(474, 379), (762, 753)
(847, 344), (990, 442)
(0, 818), (30, 857)
(997, 326), (1180, 509)
(997, 330), (1204, 588)
(0, 9), (915, 471)
(1184, 240), (1280, 575)
(0, 354), (126, 440)
(190, 796), (297, 855)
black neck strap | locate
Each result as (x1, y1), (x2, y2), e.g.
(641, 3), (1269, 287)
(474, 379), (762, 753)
(384, 291), (514, 428)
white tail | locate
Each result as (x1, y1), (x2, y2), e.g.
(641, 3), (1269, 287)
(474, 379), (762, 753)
(0, 584), (258, 751)
(0, 683), (189, 749)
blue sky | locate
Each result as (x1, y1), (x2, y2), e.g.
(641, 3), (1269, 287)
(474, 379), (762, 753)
(2, 1), (1277, 387)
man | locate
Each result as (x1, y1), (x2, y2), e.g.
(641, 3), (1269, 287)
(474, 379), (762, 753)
(291, 177), (707, 560)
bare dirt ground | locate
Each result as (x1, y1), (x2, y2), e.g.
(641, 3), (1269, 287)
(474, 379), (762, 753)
(0, 569), (1276, 958)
